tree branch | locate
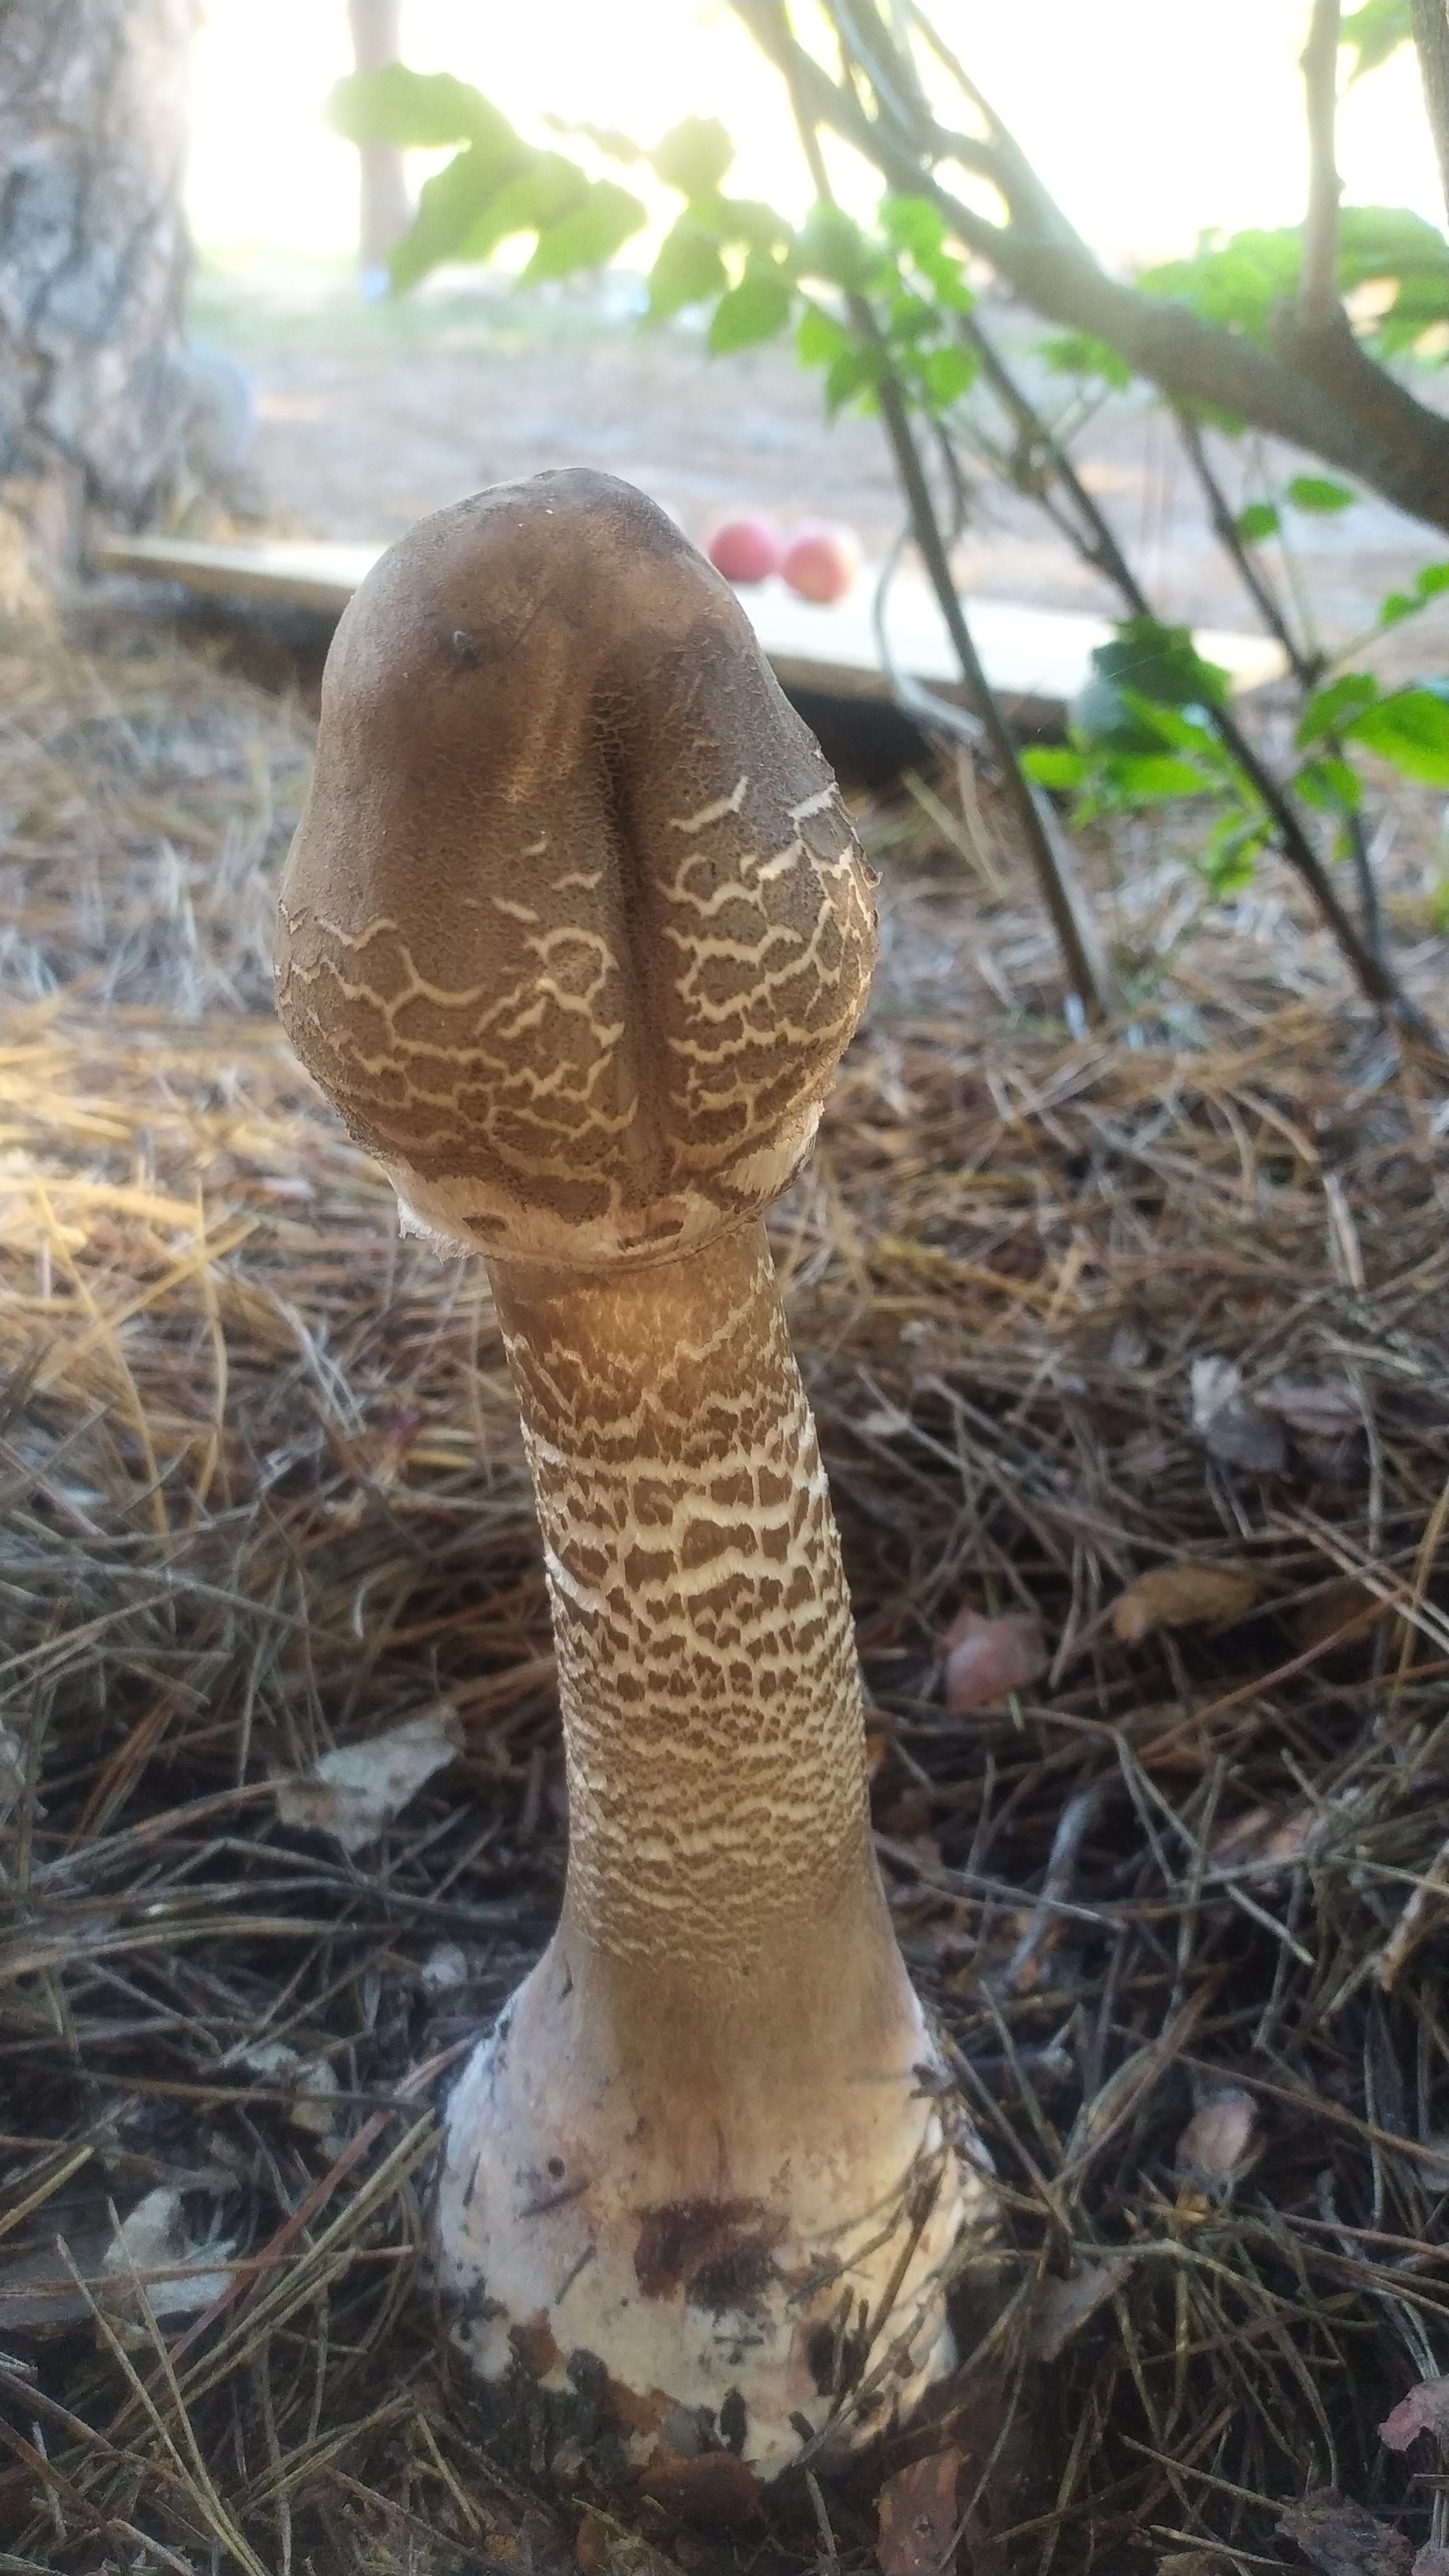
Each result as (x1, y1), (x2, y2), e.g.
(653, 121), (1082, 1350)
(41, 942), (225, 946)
(1174, 410), (1313, 684)
(774, 2), (1115, 1022)
(1412, 0), (1449, 233)
(1298, 0), (1344, 333)
(729, 0), (1449, 538)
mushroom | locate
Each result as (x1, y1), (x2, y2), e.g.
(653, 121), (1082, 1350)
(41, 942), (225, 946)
(274, 469), (994, 2477)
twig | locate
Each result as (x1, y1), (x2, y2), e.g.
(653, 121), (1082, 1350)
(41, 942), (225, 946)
(774, 8), (1115, 1020)
(1002, 1783), (1106, 1992)
(1173, 412), (1312, 685)
(1174, 410), (1389, 966)
(1299, 0), (1345, 333)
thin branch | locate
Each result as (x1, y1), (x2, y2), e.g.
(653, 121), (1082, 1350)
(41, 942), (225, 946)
(1412, 0), (1449, 235)
(1174, 411), (1313, 686)
(1170, 417), (1386, 963)
(901, 0), (1087, 248)
(773, 3), (1114, 1021)
(728, 0), (1449, 538)
(1299, 0), (1344, 332)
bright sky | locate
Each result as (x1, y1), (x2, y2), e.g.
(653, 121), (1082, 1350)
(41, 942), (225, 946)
(187, 1), (1445, 271)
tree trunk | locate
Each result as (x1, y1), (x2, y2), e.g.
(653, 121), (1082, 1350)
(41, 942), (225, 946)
(0, 0), (198, 596)
(349, 0), (412, 288)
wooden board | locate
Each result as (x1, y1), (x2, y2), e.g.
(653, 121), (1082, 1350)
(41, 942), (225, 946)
(97, 532), (1286, 728)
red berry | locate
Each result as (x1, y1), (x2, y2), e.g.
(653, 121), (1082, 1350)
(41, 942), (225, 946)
(780, 521), (860, 604)
(705, 514), (785, 585)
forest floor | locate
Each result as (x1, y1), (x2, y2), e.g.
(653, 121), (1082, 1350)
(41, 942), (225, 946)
(1, 573), (1448, 2574)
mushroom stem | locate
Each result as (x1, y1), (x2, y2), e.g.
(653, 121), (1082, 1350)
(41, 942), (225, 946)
(438, 1222), (990, 2470)
(491, 1220), (887, 2021)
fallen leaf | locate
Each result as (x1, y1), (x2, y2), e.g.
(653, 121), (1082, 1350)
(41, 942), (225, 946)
(1157, 2555), (1240, 2576)
(1112, 1563), (1259, 1644)
(877, 2447), (964, 2576)
(1259, 1376), (1361, 1437)
(1189, 1356), (1287, 1473)
(576, 2514), (610, 2575)
(420, 1940), (469, 1994)
(236, 2040), (340, 2135)
(100, 2186), (237, 2320)
(1176, 2088), (1257, 2183)
(1189, 1355), (1242, 1431)
(638, 2451), (760, 2526)
(1295, 1579), (1388, 1652)
(1277, 2490), (1414, 2575)
(1379, 2377), (1449, 2451)
(274, 1705), (461, 1852)
(1027, 2253), (1135, 2361)
(943, 1607), (1047, 1712)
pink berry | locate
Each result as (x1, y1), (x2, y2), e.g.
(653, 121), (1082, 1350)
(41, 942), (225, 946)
(781, 521), (860, 604)
(705, 514), (785, 585)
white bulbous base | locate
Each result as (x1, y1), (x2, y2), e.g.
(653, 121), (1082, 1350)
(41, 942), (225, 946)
(435, 1943), (996, 2480)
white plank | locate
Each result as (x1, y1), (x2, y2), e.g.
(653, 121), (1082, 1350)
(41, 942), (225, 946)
(97, 533), (1286, 715)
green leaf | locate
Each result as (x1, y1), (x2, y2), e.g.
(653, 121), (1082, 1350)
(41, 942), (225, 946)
(1102, 753), (1213, 802)
(1140, 205), (1446, 358)
(824, 345), (879, 417)
(683, 193), (791, 256)
(1072, 617), (1230, 750)
(516, 180), (646, 285)
(918, 344), (976, 411)
(914, 246), (973, 311)
(651, 115), (734, 201)
(390, 145), (531, 291)
(1021, 747), (1087, 790)
(708, 267), (793, 354)
(1344, 684), (1449, 782)
(1340, 0), (1412, 82)
(881, 202), (974, 310)
(1115, 693), (1226, 758)
(1295, 754), (1363, 814)
(1201, 813), (1273, 894)
(795, 303), (852, 368)
(887, 291), (937, 342)
(461, 157), (587, 263)
(1296, 671), (1378, 745)
(647, 214), (728, 319)
(327, 66), (514, 151)
(1235, 501), (1280, 543)
(1381, 562), (1449, 624)
(795, 204), (881, 293)
(1039, 332), (1132, 390)
(1288, 475), (1355, 514)
(880, 195), (947, 260)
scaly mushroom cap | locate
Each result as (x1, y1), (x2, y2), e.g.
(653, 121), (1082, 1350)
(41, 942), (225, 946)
(275, 469), (877, 1268)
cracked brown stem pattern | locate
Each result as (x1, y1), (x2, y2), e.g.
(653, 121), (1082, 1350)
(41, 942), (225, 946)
(490, 1224), (905, 2052)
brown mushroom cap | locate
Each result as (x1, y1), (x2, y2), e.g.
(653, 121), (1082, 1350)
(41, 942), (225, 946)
(275, 469), (877, 1267)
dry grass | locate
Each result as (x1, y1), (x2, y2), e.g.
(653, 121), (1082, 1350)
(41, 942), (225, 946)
(1, 599), (1448, 2576)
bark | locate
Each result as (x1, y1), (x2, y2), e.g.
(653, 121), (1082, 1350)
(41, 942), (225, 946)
(0, 0), (198, 575)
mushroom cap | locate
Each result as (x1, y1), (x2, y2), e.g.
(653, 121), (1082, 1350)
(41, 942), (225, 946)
(275, 469), (877, 1267)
